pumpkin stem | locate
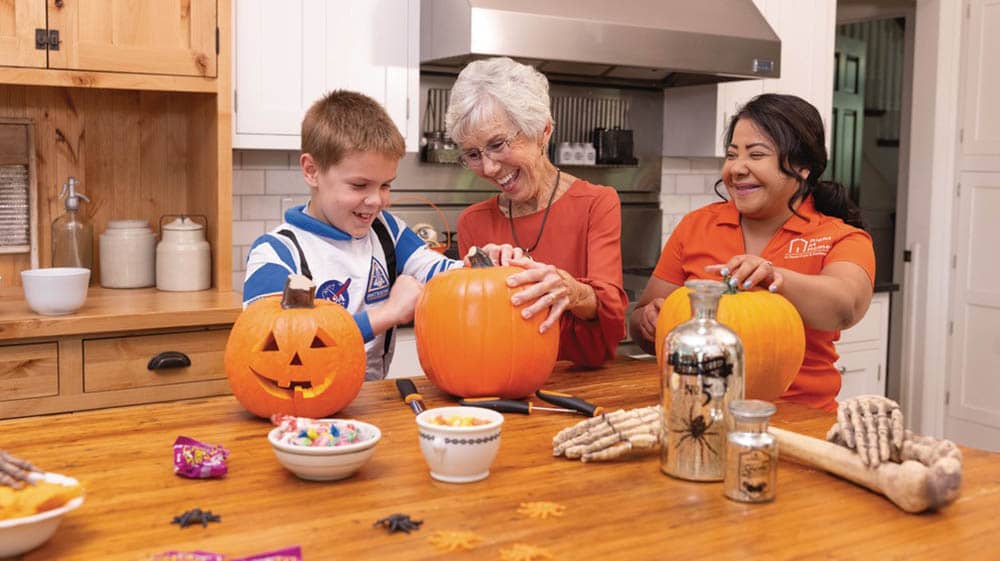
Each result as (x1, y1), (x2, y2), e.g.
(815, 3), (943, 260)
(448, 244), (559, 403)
(281, 274), (316, 309)
(466, 246), (496, 268)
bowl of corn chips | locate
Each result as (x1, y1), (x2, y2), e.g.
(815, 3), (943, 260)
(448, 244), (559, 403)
(0, 472), (84, 557)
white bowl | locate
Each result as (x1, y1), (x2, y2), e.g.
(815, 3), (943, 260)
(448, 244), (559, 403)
(416, 406), (504, 484)
(0, 472), (85, 557)
(268, 419), (381, 481)
(20, 268), (90, 316)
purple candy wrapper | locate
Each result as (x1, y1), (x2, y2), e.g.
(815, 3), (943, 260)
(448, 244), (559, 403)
(145, 552), (226, 561)
(230, 546), (303, 561)
(173, 436), (229, 479)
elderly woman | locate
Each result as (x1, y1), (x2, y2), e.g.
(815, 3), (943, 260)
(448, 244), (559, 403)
(630, 94), (875, 411)
(447, 57), (627, 368)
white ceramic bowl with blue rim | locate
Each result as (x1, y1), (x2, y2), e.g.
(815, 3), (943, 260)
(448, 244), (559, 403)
(415, 406), (504, 483)
(0, 472), (85, 557)
(268, 419), (381, 481)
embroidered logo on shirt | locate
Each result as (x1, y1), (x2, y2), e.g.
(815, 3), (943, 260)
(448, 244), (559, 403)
(316, 278), (351, 308)
(365, 257), (390, 304)
(785, 236), (833, 259)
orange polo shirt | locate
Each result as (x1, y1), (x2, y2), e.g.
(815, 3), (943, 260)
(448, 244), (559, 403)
(653, 197), (875, 411)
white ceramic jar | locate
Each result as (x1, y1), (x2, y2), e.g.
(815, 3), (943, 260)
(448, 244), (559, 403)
(99, 219), (156, 288)
(156, 216), (211, 291)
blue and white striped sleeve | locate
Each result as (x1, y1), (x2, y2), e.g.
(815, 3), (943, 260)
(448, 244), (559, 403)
(382, 212), (462, 283)
(242, 234), (297, 307)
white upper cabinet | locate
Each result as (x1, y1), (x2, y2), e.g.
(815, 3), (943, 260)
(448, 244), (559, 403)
(233, 0), (419, 151)
(663, 0), (836, 157)
(960, 0), (1000, 169)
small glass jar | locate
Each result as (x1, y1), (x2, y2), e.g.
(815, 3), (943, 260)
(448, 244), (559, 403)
(724, 399), (778, 503)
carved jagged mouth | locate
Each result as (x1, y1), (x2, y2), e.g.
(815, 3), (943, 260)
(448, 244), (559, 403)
(250, 368), (333, 400)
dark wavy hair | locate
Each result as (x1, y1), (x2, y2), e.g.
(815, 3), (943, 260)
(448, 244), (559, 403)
(714, 93), (865, 230)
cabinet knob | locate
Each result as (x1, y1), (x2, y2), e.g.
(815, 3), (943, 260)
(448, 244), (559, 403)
(147, 351), (191, 371)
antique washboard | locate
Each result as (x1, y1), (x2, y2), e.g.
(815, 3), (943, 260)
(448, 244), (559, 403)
(0, 118), (37, 267)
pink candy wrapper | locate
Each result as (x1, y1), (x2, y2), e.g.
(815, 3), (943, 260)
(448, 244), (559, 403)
(173, 436), (229, 479)
(231, 546), (303, 561)
(145, 548), (300, 561)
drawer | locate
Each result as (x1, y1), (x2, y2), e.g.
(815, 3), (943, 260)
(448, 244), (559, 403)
(0, 342), (58, 401)
(84, 329), (229, 392)
(838, 293), (888, 345)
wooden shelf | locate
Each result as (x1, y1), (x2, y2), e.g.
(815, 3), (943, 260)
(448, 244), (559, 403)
(0, 67), (218, 93)
(0, 287), (241, 341)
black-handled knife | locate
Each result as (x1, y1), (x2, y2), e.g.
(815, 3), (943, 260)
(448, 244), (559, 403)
(395, 379), (425, 415)
(535, 389), (604, 417)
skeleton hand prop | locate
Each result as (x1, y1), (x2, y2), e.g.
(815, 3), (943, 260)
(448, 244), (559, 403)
(552, 406), (661, 462)
(0, 450), (38, 489)
(826, 394), (905, 466)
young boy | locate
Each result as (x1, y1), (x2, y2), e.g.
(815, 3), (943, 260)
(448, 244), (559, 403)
(243, 90), (462, 380)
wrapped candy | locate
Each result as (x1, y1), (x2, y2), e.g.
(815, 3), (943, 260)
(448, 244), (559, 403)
(173, 436), (229, 479)
(271, 415), (366, 448)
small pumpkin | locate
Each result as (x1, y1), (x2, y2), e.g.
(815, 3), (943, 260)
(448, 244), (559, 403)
(655, 285), (805, 402)
(415, 250), (559, 398)
(224, 274), (366, 418)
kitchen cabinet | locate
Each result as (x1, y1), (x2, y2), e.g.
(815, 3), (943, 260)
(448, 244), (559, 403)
(960, 0), (1000, 170)
(0, 0), (217, 78)
(0, 1), (231, 290)
(0, 288), (241, 419)
(835, 291), (889, 400)
(663, 0), (836, 158)
(233, 0), (420, 151)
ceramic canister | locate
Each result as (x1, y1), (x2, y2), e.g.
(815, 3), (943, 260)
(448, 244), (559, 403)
(156, 216), (211, 291)
(99, 219), (156, 288)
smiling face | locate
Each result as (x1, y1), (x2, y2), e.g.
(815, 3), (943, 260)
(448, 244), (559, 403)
(301, 150), (398, 238)
(458, 109), (553, 205)
(722, 118), (807, 222)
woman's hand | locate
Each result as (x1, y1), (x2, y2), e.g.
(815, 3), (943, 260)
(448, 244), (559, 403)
(706, 255), (785, 292)
(505, 258), (596, 333)
(468, 243), (525, 266)
(634, 297), (664, 343)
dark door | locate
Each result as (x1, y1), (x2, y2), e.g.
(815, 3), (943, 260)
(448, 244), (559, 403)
(831, 35), (866, 203)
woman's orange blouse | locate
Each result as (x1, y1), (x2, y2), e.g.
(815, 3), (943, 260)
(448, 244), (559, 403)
(653, 197), (876, 411)
(458, 179), (627, 367)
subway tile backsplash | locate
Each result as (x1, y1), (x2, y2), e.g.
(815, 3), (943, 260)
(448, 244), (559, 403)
(231, 150), (722, 294)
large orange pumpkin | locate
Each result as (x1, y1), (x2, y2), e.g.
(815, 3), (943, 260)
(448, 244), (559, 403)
(414, 264), (560, 398)
(655, 286), (805, 402)
(224, 274), (366, 418)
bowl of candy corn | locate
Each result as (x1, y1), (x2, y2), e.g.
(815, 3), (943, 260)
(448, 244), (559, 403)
(268, 416), (381, 481)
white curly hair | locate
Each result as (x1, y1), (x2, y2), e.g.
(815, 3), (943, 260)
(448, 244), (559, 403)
(446, 57), (552, 145)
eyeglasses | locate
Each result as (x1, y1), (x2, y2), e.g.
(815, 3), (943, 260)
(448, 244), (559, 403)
(457, 131), (520, 169)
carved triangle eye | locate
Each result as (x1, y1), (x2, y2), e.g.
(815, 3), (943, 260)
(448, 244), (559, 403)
(310, 336), (326, 348)
(261, 333), (279, 352)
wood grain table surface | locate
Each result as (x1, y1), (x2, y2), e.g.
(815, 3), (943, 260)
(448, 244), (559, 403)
(2, 358), (998, 560)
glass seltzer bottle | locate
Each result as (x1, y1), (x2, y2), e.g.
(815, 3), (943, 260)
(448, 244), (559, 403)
(660, 280), (745, 481)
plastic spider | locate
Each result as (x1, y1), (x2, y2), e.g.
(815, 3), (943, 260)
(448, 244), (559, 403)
(373, 513), (423, 534)
(171, 508), (222, 528)
(669, 408), (720, 460)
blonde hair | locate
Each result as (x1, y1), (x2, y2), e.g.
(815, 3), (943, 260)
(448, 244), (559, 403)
(301, 90), (405, 169)
(446, 57), (552, 144)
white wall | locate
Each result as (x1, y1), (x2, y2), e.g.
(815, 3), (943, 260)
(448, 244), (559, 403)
(659, 157), (724, 245)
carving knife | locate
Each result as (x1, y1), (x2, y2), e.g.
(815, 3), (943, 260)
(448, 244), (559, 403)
(395, 378), (425, 415)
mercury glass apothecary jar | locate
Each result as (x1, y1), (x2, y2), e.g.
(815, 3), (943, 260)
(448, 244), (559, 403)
(660, 280), (744, 481)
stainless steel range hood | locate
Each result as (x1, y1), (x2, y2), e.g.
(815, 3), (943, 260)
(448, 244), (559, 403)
(421, 0), (780, 89)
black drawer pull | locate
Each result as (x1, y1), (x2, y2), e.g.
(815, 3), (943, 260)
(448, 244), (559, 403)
(147, 351), (191, 371)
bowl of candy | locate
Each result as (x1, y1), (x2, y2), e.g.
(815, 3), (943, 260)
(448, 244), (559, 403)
(0, 472), (85, 557)
(415, 406), (504, 483)
(268, 416), (381, 481)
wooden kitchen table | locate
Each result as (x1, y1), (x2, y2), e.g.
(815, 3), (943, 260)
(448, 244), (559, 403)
(2, 358), (998, 560)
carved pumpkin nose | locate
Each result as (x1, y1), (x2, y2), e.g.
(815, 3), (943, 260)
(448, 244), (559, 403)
(289, 352), (303, 366)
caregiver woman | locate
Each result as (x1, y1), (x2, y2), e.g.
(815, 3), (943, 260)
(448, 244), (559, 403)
(630, 94), (875, 411)
(448, 57), (627, 367)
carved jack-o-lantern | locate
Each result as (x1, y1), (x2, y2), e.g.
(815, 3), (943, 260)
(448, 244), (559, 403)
(224, 274), (366, 418)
